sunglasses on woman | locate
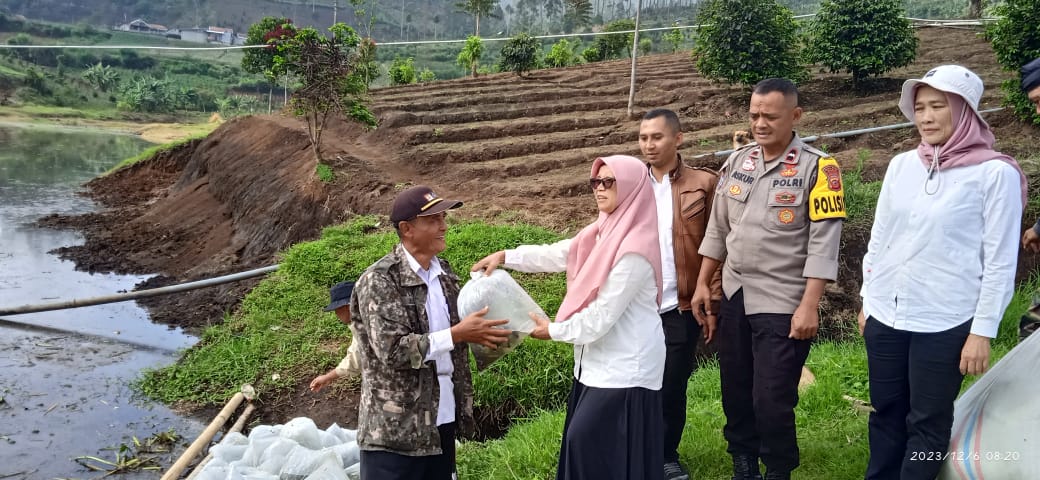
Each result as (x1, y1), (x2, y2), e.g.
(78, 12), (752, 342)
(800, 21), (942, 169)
(589, 177), (616, 190)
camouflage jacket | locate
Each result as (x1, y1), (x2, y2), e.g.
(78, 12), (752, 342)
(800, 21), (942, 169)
(350, 243), (476, 456)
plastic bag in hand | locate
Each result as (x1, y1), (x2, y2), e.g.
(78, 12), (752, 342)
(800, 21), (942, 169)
(458, 270), (547, 370)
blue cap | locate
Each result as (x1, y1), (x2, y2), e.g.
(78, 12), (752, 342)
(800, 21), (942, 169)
(324, 281), (355, 312)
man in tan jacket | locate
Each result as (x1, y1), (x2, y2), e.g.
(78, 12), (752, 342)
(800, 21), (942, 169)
(639, 108), (722, 480)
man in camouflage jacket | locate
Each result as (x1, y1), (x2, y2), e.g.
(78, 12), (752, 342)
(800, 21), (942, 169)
(351, 185), (510, 480)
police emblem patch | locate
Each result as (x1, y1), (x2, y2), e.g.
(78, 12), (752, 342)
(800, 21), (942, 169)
(778, 209), (795, 224)
(822, 164), (842, 191)
(741, 157), (756, 171)
(729, 184), (742, 196)
(775, 191), (797, 204)
(780, 165), (797, 177)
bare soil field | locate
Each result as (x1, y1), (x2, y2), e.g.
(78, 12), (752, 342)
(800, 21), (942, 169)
(41, 26), (1040, 427)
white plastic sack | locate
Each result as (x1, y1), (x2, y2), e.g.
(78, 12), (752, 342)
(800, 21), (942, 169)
(303, 455), (349, 480)
(211, 432), (250, 464)
(257, 438), (298, 475)
(332, 440), (360, 468)
(939, 331), (1040, 479)
(458, 270), (546, 370)
(278, 445), (340, 480)
(195, 459), (229, 480)
(279, 417), (324, 450)
(241, 432), (282, 467)
(344, 462), (361, 480)
(325, 423), (357, 444)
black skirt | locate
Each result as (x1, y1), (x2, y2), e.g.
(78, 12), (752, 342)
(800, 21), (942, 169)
(556, 379), (664, 480)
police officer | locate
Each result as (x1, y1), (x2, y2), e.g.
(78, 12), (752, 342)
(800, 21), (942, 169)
(691, 78), (845, 480)
(351, 185), (510, 480)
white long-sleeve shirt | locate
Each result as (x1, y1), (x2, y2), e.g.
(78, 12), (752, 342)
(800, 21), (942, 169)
(861, 151), (1022, 338)
(401, 247), (455, 426)
(650, 170), (680, 313)
(504, 239), (665, 390)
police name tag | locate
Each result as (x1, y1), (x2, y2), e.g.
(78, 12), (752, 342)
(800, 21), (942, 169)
(808, 157), (846, 221)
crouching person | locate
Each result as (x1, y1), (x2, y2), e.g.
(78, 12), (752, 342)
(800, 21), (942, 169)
(352, 185), (511, 480)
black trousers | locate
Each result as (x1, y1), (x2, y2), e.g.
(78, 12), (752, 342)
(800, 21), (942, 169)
(360, 422), (456, 480)
(864, 317), (970, 480)
(556, 380), (664, 480)
(718, 289), (811, 474)
(660, 307), (702, 463)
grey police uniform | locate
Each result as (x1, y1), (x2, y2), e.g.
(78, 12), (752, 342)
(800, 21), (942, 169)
(699, 136), (844, 312)
(698, 134), (844, 475)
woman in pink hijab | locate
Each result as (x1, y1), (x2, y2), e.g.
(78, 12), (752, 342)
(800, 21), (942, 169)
(859, 65), (1026, 480)
(473, 155), (665, 480)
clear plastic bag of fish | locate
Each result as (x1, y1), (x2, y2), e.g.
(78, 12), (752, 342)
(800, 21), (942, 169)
(458, 270), (544, 370)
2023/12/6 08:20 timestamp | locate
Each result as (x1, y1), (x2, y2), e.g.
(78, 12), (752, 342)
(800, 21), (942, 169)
(910, 451), (1022, 462)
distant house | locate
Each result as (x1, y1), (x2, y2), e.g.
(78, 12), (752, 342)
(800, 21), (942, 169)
(206, 26), (236, 45)
(167, 28), (209, 44)
(119, 18), (168, 34)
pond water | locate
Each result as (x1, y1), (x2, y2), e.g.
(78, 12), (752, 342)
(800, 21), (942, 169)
(0, 123), (204, 479)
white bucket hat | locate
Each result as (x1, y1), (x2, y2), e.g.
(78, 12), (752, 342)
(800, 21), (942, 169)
(898, 64), (986, 125)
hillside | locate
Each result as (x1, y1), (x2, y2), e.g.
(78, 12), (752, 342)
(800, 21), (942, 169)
(45, 25), (1040, 349)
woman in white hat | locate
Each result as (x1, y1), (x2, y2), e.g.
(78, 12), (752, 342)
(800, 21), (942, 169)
(859, 65), (1027, 479)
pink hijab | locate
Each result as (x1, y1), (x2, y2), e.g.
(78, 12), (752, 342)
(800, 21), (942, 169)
(554, 155), (664, 323)
(915, 90), (1027, 206)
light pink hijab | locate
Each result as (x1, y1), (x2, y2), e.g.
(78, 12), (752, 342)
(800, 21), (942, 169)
(555, 155), (663, 323)
(916, 90), (1027, 206)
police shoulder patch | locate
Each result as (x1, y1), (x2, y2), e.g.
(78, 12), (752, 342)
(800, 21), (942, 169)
(808, 156), (846, 221)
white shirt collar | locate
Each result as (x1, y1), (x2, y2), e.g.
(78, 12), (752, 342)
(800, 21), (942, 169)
(401, 245), (444, 278)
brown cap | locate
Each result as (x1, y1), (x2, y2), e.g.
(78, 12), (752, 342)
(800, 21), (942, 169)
(390, 185), (462, 226)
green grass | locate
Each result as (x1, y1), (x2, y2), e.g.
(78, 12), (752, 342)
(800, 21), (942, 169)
(844, 149), (884, 226)
(458, 275), (1040, 479)
(315, 162), (334, 183)
(137, 216), (574, 413)
(106, 131), (210, 174)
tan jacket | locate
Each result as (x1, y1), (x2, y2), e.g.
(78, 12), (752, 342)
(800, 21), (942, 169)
(333, 326), (361, 379)
(666, 158), (724, 312)
(699, 135), (844, 315)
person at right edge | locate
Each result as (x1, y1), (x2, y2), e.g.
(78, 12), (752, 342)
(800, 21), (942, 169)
(859, 65), (1026, 480)
(691, 78), (845, 480)
(1012, 57), (1040, 341)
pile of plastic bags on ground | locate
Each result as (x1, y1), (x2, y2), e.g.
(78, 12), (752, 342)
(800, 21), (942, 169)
(195, 417), (360, 480)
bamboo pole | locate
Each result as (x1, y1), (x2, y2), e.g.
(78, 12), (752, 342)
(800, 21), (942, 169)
(184, 402), (257, 480)
(161, 392), (246, 480)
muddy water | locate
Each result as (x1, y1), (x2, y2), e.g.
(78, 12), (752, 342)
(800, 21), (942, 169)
(0, 124), (204, 479)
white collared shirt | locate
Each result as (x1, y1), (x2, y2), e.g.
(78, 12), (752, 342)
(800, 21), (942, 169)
(401, 247), (456, 426)
(861, 151), (1021, 337)
(505, 239), (665, 390)
(649, 169), (680, 313)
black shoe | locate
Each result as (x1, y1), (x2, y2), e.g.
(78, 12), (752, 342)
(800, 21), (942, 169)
(731, 454), (763, 480)
(663, 461), (690, 480)
(764, 471), (790, 480)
